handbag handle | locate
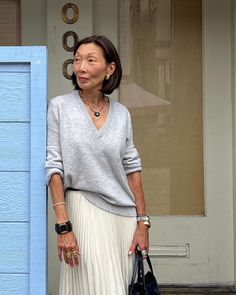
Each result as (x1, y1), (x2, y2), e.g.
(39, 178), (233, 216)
(146, 254), (154, 274)
(137, 251), (145, 286)
(130, 250), (146, 288)
(130, 250), (139, 288)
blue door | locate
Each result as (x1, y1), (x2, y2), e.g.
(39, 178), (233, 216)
(0, 47), (47, 295)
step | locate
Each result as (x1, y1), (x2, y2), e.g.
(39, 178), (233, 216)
(159, 286), (236, 295)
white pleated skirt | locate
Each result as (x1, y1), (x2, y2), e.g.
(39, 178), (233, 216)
(59, 190), (137, 295)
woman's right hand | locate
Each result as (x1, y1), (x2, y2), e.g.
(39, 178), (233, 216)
(57, 231), (80, 267)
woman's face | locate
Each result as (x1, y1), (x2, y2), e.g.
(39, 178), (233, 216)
(73, 43), (114, 92)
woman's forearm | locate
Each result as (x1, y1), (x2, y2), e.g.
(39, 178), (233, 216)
(127, 171), (149, 254)
(127, 171), (146, 216)
(49, 173), (69, 224)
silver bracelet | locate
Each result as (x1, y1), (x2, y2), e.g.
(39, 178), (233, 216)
(136, 215), (149, 221)
(136, 215), (151, 228)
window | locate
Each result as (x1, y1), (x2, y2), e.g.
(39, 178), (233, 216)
(0, 0), (20, 45)
(119, 0), (204, 215)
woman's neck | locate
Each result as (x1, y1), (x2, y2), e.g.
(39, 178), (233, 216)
(79, 90), (104, 106)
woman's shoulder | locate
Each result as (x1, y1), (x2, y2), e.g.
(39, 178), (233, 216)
(49, 91), (75, 107)
(111, 99), (130, 116)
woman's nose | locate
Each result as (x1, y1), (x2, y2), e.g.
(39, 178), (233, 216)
(79, 60), (87, 71)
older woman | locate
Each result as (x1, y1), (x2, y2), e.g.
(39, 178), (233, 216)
(46, 35), (150, 295)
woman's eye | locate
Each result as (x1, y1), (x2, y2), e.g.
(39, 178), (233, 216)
(74, 57), (81, 63)
(88, 58), (96, 63)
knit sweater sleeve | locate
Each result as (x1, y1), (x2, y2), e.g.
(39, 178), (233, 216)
(122, 110), (142, 174)
(45, 99), (64, 185)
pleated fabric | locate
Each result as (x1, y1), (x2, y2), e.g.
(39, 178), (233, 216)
(59, 190), (137, 295)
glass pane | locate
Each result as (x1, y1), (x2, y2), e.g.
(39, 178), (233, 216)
(119, 0), (204, 215)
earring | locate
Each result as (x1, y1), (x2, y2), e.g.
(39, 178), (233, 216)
(105, 74), (110, 80)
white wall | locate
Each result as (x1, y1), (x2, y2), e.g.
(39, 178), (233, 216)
(202, 0), (234, 284)
(93, 0), (119, 101)
(233, 0), (236, 287)
(93, 0), (118, 48)
(47, 0), (93, 99)
(21, 0), (47, 45)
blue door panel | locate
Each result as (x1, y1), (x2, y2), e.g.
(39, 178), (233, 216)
(0, 274), (28, 295)
(0, 223), (29, 273)
(0, 71), (30, 121)
(0, 47), (47, 294)
(0, 123), (29, 171)
(0, 63), (30, 72)
(0, 172), (29, 221)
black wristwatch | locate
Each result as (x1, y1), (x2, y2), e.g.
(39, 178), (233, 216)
(55, 221), (72, 235)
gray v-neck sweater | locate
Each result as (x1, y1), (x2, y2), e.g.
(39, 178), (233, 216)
(45, 91), (142, 216)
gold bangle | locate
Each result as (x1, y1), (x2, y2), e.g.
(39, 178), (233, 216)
(53, 201), (66, 208)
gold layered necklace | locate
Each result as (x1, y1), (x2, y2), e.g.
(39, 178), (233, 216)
(80, 91), (105, 117)
(85, 101), (104, 117)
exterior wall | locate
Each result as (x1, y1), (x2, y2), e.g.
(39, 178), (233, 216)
(47, 0), (93, 99)
(21, 0), (47, 45)
(233, 0), (236, 287)
(93, 0), (119, 102)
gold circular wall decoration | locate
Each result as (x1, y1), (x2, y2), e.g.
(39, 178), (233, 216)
(62, 59), (74, 80)
(63, 31), (79, 52)
(62, 3), (79, 24)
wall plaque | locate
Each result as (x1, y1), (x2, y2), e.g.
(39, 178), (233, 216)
(61, 3), (79, 24)
(62, 59), (74, 80)
(63, 31), (79, 52)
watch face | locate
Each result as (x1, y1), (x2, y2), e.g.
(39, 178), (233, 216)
(142, 216), (150, 222)
(143, 220), (151, 228)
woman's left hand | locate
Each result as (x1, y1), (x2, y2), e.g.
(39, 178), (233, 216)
(128, 222), (149, 256)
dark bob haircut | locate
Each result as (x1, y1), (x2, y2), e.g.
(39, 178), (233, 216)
(71, 35), (122, 95)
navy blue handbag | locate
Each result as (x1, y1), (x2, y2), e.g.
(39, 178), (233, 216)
(129, 251), (161, 295)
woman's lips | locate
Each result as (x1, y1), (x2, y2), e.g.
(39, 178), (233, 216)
(78, 77), (89, 83)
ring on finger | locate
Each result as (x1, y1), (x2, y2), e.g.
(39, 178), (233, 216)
(66, 251), (73, 259)
(72, 250), (79, 257)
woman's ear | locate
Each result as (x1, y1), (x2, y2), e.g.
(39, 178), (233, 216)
(108, 62), (116, 76)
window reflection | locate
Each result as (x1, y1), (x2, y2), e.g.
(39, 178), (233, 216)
(119, 0), (204, 215)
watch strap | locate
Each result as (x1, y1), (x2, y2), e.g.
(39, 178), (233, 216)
(55, 221), (72, 235)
